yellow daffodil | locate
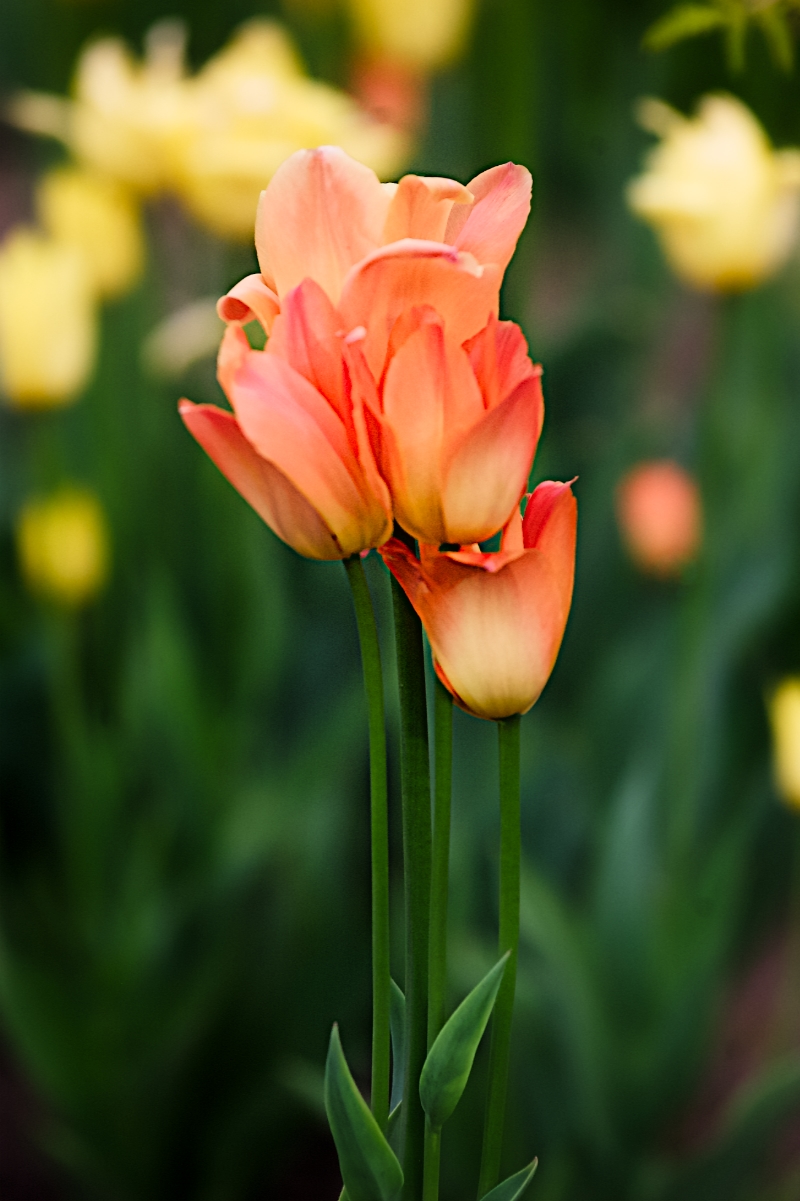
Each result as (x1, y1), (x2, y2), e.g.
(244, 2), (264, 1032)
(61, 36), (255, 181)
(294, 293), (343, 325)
(36, 167), (144, 298)
(769, 678), (800, 809)
(346, 0), (474, 69)
(627, 94), (800, 292)
(0, 228), (96, 408)
(16, 488), (110, 606)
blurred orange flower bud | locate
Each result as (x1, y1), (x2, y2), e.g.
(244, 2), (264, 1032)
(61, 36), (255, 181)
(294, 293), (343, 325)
(0, 228), (96, 408)
(769, 678), (800, 809)
(616, 459), (701, 578)
(381, 483), (577, 720)
(627, 95), (800, 292)
(16, 488), (109, 606)
(36, 167), (144, 298)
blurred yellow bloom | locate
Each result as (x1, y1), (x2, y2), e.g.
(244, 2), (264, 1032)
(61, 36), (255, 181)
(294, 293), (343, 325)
(346, 0), (474, 68)
(173, 20), (407, 239)
(769, 678), (800, 809)
(0, 228), (96, 408)
(11, 19), (407, 242)
(16, 489), (110, 606)
(627, 94), (800, 292)
(36, 167), (144, 298)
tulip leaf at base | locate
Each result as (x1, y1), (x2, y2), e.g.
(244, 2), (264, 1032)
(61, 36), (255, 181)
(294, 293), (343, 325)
(419, 952), (509, 1131)
(324, 1026), (404, 1201)
(389, 979), (406, 1114)
(480, 1159), (538, 1201)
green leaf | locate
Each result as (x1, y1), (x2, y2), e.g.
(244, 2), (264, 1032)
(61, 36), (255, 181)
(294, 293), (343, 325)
(480, 1159), (538, 1201)
(324, 1026), (404, 1201)
(642, 4), (725, 51)
(419, 953), (509, 1130)
(389, 979), (405, 1113)
(756, 6), (794, 70)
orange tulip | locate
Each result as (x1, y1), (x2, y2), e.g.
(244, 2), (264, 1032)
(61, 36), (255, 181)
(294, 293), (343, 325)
(616, 459), (701, 577)
(180, 279), (392, 559)
(381, 482), (577, 720)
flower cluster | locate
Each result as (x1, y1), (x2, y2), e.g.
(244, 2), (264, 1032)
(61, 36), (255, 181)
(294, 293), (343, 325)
(181, 147), (577, 720)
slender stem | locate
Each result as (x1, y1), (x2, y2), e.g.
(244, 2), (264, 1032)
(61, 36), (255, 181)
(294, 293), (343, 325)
(391, 574), (432, 1201)
(428, 676), (453, 1046)
(343, 554), (391, 1132)
(422, 1120), (441, 1201)
(478, 715), (521, 1196)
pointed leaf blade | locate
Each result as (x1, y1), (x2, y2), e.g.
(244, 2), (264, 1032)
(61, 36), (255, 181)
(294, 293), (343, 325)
(642, 3), (725, 51)
(480, 1159), (538, 1201)
(324, 1026), (404, 1201)
(389, 979), (406, 1113)
(419, 953), (509, 1130)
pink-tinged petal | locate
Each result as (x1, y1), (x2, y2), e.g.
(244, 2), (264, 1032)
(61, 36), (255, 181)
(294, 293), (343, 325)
(217, 325), (251, 398)
(384, 304), (441, 370)
(341, 332), (393, 519)
(523, 481), (577, 620)
(441, 370), (544, 544)
(217, 274), (280, 334)
(382, 175), (473, 245)
(444, 162), (532, 273)
(464, 315), (537, 409)
(255, 147), (391, 303)
(266, 278), (346, 420)
(339, 239), (501, 376)
(227, 352), (386, 555)
(179, 401), (340, 560)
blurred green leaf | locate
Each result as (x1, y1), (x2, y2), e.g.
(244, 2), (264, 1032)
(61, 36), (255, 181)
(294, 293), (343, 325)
(419, 953), (508, 1131)
(324, 1025), (403, 1201)
(643, 4), (725, 51)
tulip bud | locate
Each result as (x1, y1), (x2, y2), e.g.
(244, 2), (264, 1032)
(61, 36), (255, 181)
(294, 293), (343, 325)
(769, 679), (800, 809)
(0, 228), (96, 408)
(36, 167), (144, 299)
(616, 460), (701, 578)
(346, 0), (474, 70)
(16, 488), (110, 606)
(627, 94), (800, 292)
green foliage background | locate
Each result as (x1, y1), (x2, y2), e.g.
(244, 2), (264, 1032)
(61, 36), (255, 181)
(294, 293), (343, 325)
(2, 0), (800, 1198)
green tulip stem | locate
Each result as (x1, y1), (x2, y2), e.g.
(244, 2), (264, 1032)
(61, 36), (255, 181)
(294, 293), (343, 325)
(344, 554), (391, 1132)
(422, 1119), (442, 1201)
(428, 676), (453, 1047)
(478, 714), (522, 1195)
(391, 573), (432, 1201)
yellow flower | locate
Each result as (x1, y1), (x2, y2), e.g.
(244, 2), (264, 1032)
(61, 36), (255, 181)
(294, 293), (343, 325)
(172, 20), (407, 239)
(16, 489), (110, 606)
(627, 94), (800, 292)
(36, 167), (144, 298)
(0, 228), (96, 408)
(769, 678), (800, 809)
(345, 0), (474, 69)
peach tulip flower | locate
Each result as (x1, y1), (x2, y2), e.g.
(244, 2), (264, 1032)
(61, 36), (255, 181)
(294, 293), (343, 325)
(616, 459), (701, 577)
(180, 279), (393, 560)
(381, 482), (577, 721)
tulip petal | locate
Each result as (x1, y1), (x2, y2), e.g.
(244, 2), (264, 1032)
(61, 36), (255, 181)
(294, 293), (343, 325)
(444, 162), (533, 273)
(523, 481), (577, 619)
(217, 324), (251, 398)
(442, 369), (544, 544)
(179, 401), (340, 559)
(255, 146), (392, 303)
(339, 239), (501, 376)
(227, 351), (385, 554)
(266, 278), (347, 420)
(217, 273), (280, 334)
(382, 175), (473, 245)
(464, 315), (536, 409)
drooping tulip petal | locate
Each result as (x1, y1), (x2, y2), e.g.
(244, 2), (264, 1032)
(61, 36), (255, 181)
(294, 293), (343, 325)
(180, 400), (340, 558)
(382, 173), (473, 244)
(381, 485), (577, 720)
(339, 238), (500, 375)
(255, 146), (394, 302)
(444, 162), (532, 275)
(441, 369), (544, 544)
(217, 272), (280, 333)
